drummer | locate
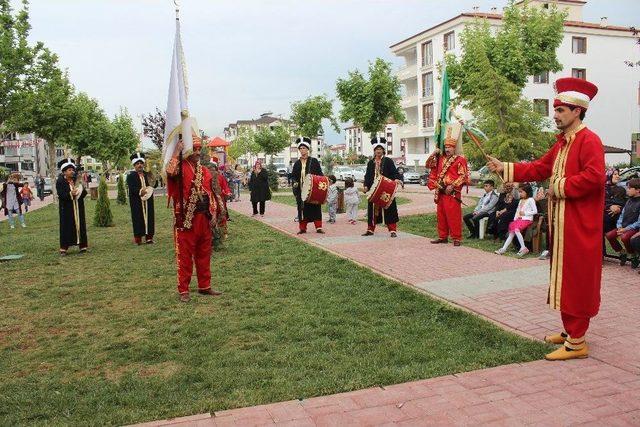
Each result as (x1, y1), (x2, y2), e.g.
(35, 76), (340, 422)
(292, 136), (325, 234)
(126, 152), (156, 244)
(363, 137), (402, 238)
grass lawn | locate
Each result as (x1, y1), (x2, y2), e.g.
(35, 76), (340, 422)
(271, 193), (411, 212)
(1, 199), (548, 426)
(400, 205), (544, 258)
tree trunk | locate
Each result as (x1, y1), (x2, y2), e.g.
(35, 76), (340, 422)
(47, 139), (58, 202)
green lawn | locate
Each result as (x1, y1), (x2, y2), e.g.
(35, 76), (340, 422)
(271, 194), (411, 212)
(1, 200), (548, 425)
(400, 205), (544, 258)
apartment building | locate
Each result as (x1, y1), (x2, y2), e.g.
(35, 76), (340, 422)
(343, 123), (401, 161)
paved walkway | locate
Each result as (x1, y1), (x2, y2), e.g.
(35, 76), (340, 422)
(137, 190), (639, 426)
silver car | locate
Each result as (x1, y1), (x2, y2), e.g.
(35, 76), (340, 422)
(333, 166), (355, 181)
(351, 165), (367, 183)
(403, 170), (421, 184)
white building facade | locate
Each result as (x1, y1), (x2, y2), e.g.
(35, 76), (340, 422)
(224, 113), (326, 167)
(343, 123), (401, 161)
(390, 0), (640, 167)
(0, 133), (64, 180)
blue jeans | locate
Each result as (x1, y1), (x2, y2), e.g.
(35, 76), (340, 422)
(233, 181), (241, 200)
(328, 202), (338, 222)
(7, 209), (25, 227)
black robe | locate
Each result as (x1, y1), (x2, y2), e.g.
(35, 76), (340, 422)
(364, 156), (400, 226)
(56, 175), (88, 248)
(126, 171), (156, 237)
(292, 157), (323, 222)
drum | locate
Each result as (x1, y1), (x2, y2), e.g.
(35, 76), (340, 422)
(301, 174), (329, 205)
(140, 186), (154, 201)
(366, 175), (398, 209)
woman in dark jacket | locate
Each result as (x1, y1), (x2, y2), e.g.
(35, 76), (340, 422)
(248, 161), (270, 216)
(491, 182), (519, 241)
(604, 169), (626, 234)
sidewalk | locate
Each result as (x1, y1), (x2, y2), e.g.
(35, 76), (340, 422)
(136, 192), (640, 426)
(0, 194), (54, 223)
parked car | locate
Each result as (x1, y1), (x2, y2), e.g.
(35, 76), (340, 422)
(617, 166), (640, 188)
(333, 166), (355, 181)
(274, 164), (288, 177)
(469, 165), (490, 184)
(43, 177), (52, 195)
(419, 173), (430, 186)
(403, 170), (421, 184)
(351, 165), (367, 182)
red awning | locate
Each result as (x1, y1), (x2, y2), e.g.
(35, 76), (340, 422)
(207, 137), (230, 147)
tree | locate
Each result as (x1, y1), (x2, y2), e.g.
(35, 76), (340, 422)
(116, 173), (126, 205)
(266, 161), (279, 192)
(336, 58), (405, 138)
(291, 95), (340, 138)
(228, 127), (259, 164)
(58, 92), (112, 161)
(141, 107), (165, 151)
(446, 1), (565, 164)
(7, 50), (75, 197)
(93, 176), (113, 227)
(96, 108), (139, 172)
(321, 151), (336, 175)
(254, 125), (291, 162)
(0, 0), (40, 132)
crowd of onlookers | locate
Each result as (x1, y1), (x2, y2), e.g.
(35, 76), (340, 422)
(464, 169), (640, 274)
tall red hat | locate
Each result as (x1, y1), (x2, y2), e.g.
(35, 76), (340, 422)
(553, 77), (598, 110)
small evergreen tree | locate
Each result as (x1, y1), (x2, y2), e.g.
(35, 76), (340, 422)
(266, 161), (279, 192)
(116, 173), (127, 205)
(93, 176), (113, 227)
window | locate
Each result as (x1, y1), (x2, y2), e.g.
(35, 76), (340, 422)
(572, 68), (587, 80)
(56, 148), (64, 157)
(533, 71), (549, 84)
(421, 41), (433, 66)
(444, 31), (455, 51)
(533, 99), (549, 116)
(422, 72), (434, 97)
(422, 103), (434, 128)
(572, 37), (587, 54)
(0, 147), (4, 155)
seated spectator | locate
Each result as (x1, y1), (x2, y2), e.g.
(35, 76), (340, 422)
(630, 231), (640, 273)
(464, 179), (498, 238)
(605, 178), (640, 267)
(494, 183), (537, 257)
(604, 169), (626, 234)
(489, 182), (519, 241)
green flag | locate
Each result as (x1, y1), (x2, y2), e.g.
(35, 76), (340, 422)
(435, 66), (450, 152)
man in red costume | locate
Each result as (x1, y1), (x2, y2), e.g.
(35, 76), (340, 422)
(488, 77), (604, 361)
(166, 134), (223, 302)
(426, 134), (469, 246)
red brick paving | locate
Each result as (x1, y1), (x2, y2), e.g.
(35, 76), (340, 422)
(135, 191), (640, 426)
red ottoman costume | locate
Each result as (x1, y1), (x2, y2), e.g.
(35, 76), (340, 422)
(426, 139), (469, 244)
(499, 77), (604, 360)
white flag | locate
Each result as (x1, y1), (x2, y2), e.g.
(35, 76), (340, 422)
(162, 16), (190, 169)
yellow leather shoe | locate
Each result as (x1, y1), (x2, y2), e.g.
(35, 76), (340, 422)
(544, 345), (588, 361)
(544, 332), (567, 344)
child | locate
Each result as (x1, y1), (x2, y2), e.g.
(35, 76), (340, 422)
(605, 178), (640, 267)
(343, 177), (360, 225)
(326, 175), (338, 223)
(21, 181), (33, 212)
(1, 173), (26, 229)
(495, 183), (537, 257)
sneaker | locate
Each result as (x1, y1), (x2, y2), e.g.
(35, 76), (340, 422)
(495, 248), (506, 255)
(10, 225), (15, 229)
(390, 232), (397, 238)
(538, 250), (550, 260)
(21, 223), (26, 228)
(631, 257), (640, 269)
(517, 248), (530, 257)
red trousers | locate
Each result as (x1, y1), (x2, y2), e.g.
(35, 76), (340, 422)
(561, 311), (590, 349)
(436, 194), (462, 240)
(368, 222), (397, 232)
(175, 213), (212, 294)
(605, 229), (637, 254)
(300, 220), (322, 231)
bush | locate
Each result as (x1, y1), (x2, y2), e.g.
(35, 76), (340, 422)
(93, 177), (114, 227)
(266, 161), (279, 192)
(116, 173), (127, 205)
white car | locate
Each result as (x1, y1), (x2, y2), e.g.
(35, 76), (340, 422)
(351, 165), (367, 183)
(333, 166), (355, 181)
(403, 170), (421, 184)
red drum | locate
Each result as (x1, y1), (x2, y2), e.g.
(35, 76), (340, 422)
(302, 174), (329, 205)
(366, 175), (398, 209)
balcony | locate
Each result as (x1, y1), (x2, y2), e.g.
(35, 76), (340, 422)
(401, 94), (418, 109)
(396, 64), (417, 82)
(397, 123), (419, 138)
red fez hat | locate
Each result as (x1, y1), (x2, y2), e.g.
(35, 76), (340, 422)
(553, 77), (598, 110)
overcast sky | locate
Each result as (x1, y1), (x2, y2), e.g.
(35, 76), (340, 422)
(23, 0), (640, 145)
